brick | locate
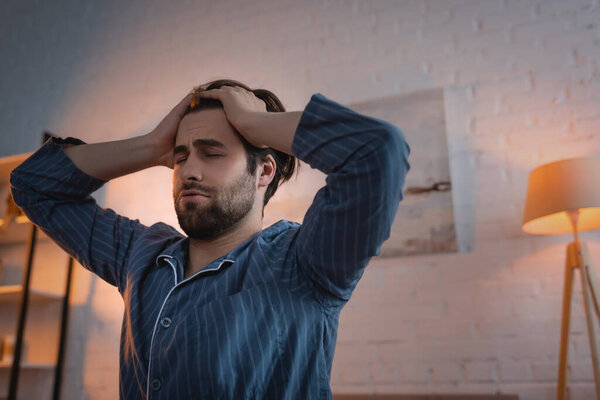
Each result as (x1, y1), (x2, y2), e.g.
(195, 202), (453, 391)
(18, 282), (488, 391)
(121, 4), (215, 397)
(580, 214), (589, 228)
(398, 362), (432, 384)
(333, 343), (378, 365)
(511, 16), (571, 44)
(499, 360), (532, 383)
(431, 362), (462, 383)
(472, 112), (530, 137)
(531, 361), (559, 382)
(476, 3), (532, 33)
(539, 135), (600, 160)
(377, 341), (439, 363)
(464, 360), (499, 383)
(572, 116), (600, 137)
(537, 0), (598, 18)
(572, 333), (598, 358)
(499, 338), (559, 359)
(337, 306), (415, 343)
(510, 295), (562, 319)
(446, 291), (512, 321)
(455, 28), (511, 53)
(438, 339), (501, 361)
(496, 382), (556, 400)
(414, 318), (476, 341)
(331, 383), (373, 395)
(372, 383), (434, 395)
(476, 317), (536, 340)
(429, 382), (501, 395)
(505, 126), (570, 149)
(570, 383), (599, 399)
(341, 363), (370, 384)
(370, 362), (398, 384)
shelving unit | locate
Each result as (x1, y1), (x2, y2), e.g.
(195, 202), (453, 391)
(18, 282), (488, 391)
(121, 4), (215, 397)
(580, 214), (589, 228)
(0, 133), (74, 400)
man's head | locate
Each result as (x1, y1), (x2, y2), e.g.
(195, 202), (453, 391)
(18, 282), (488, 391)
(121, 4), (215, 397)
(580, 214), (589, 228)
(172, 79), (299, 240)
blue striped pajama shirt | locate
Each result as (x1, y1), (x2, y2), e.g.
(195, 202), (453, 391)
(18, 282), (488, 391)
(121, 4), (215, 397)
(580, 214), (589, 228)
(10, 93), (410, 399)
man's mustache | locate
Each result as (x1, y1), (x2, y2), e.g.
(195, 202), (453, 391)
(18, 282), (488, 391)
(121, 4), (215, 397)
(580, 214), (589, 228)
(179, 183), (213, 197)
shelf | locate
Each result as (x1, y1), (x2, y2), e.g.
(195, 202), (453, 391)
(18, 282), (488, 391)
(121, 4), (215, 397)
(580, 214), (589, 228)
(0, 361), (54, 370)
(0, 139), (64, 399)
(0, 285), (62, 304)
(0, 216), (51, 245)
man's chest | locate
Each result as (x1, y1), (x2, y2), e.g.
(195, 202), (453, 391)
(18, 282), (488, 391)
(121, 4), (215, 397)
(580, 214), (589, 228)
(120, 265), (324, 398)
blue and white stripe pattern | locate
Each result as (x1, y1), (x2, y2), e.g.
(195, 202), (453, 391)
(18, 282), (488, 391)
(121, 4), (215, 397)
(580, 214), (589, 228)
(10, 93), (410, 399)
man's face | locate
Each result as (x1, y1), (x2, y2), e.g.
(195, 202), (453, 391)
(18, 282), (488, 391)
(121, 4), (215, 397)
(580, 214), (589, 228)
(172, 108), (257, 240)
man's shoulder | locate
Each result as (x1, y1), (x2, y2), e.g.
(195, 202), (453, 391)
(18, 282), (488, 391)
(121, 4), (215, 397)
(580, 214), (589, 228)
(144, 220), (185, 239)
(260, 219), (301, 242)
(121, 220), (186, 272)
(130, 220), (185, 255)
(248, 219), (303, 261)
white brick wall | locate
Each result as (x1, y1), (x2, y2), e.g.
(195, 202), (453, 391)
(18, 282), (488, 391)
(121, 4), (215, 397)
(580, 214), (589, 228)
(2, 0), (599, 399)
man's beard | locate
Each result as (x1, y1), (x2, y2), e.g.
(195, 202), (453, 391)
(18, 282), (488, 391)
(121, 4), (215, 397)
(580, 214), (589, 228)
(174, 171), (256, 240)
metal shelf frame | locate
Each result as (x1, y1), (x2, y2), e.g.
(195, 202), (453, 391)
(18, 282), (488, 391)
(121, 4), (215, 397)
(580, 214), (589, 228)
(2, 132), (73, 400)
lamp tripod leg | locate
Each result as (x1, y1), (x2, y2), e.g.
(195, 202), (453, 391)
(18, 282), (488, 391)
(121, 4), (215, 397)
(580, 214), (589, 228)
(558, 243), (577, 400)
(583, 247), (600, 320)
(577, 242), (600, 400)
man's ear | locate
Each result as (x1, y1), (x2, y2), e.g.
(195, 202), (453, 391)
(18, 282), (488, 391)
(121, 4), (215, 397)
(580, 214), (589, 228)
(257, 154), (276, 189)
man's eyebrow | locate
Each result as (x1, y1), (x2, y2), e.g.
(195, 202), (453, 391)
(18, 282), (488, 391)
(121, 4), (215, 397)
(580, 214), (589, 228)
(173, 138), (227, 156)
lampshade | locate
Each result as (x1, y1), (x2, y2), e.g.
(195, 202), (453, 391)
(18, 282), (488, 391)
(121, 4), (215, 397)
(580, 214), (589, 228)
(522, 156), (600, 235)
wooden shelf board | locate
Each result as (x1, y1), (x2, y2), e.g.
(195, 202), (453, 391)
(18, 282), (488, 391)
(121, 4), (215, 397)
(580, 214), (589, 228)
(0, 361), (54, 370)
(0, 285), (62, 303)
(0, 215), (29, 224)
(0, 217), (51, 245)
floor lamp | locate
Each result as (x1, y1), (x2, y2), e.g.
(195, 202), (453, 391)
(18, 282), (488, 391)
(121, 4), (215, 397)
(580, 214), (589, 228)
(522, 156), (600, 400)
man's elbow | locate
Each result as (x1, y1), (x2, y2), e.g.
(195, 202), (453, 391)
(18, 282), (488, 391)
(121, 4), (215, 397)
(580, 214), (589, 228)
(379, 124), (411, 175)
(9, 168), (35, 210)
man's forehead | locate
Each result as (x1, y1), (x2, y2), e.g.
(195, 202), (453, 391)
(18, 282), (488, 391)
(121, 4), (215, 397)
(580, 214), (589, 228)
(176, 108), (236, 145)
(179, 108), (227, 129)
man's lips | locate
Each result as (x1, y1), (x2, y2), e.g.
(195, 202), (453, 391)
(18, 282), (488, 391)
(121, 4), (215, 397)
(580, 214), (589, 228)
(181, 189), (210, 197)
(180, 189), (210, 202)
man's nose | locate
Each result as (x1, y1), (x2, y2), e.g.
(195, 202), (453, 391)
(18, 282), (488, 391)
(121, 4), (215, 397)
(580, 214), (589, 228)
(179, 156), (204, 182)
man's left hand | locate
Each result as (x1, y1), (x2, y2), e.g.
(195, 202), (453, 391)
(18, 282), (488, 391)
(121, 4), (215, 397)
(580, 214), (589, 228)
(192, 86), (268, 148)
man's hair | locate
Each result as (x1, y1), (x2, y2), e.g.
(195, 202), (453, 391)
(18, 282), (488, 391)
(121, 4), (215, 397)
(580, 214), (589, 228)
(184, 79), (300, 214)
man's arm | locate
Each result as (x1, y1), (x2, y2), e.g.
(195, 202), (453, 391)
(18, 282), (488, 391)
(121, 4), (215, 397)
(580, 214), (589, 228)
(63, 93), (193, 180)
(62, 134), (159, 182)
(9, 93), (192, 290)
(288, 94), (411, 307)
(201, 88), (411, 307)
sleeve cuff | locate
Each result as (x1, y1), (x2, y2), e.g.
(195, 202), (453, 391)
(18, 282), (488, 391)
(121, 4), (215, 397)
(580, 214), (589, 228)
(11, 136), (108, 195)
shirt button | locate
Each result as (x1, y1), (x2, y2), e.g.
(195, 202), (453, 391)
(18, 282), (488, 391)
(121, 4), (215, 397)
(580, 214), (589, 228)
(151, 378), (162, 391)
(160, 317), (172, 328)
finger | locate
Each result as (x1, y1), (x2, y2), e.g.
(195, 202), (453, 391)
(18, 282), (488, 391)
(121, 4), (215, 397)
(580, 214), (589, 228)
(178, 92), (193, 103)
(193, 88), (222, 99)
(172, 93), (193, 114)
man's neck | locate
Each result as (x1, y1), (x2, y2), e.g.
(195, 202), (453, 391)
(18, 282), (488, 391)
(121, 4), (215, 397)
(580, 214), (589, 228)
(185, 213), (262, 279)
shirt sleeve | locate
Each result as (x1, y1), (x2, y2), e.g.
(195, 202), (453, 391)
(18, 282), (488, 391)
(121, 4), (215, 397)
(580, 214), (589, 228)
(292, 93), (411, 306)
(9, 136), (148, 291)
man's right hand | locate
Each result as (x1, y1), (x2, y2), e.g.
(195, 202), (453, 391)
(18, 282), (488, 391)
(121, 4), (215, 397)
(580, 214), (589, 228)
(146, 92), (193, 169)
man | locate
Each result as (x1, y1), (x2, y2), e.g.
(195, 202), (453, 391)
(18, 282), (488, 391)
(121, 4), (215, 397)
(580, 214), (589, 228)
(10, 79), (410, 399)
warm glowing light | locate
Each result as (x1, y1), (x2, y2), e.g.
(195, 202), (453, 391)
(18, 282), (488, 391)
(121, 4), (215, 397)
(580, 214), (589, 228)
(522, 157), (600, 235)
(522, 207), (600, 235)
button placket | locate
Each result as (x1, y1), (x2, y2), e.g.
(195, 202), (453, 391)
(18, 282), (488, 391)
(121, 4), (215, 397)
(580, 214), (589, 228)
(146, 283), (177, 398)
